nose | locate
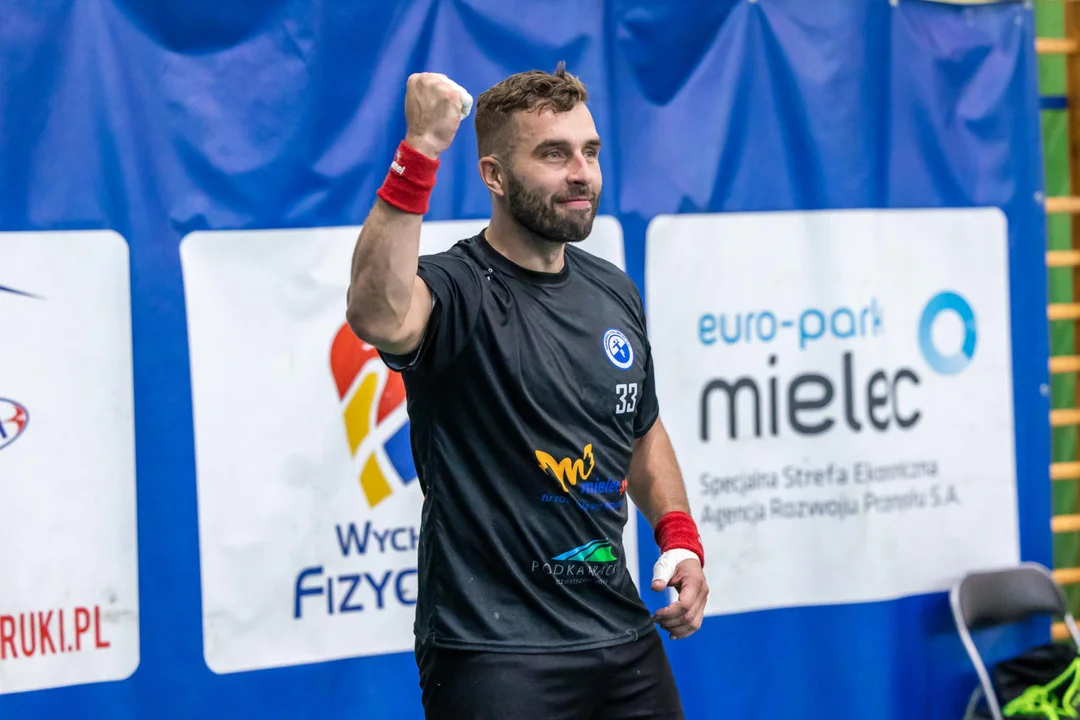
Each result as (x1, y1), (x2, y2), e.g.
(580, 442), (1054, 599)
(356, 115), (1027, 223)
(565, 151), (590, 185)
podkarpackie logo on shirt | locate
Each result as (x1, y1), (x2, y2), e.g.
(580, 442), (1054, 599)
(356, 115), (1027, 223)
(534, 442), (627, 513)
(530, 539), (620, 586)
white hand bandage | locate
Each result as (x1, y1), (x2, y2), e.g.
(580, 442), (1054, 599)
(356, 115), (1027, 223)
(434, 73), (473, 119)
(652, 548), (701, 588)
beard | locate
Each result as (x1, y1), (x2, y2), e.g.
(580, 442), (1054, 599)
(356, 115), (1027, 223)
(504, 170), (599, 244)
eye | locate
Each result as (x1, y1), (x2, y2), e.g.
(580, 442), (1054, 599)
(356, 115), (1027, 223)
(545, 150), (563, 160)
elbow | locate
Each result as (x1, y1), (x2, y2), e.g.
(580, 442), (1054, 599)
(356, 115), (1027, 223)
(345, 299), (383, 347)
(345, 287), (377, 341)
(345, 293), (403, 349)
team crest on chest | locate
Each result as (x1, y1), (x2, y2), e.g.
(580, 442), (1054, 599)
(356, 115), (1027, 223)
(603, 329), (633, 370)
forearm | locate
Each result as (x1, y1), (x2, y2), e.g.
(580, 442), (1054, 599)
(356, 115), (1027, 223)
(346, 197), (423, 341)
(639, 419), (709, 634)
(626, 418), (692, 529)
(346, 130), (447, 351)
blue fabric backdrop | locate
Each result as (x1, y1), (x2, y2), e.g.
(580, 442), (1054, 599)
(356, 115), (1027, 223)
(0, 1), (1051, 717)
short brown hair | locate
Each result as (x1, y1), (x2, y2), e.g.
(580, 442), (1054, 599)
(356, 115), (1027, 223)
(474, 61), (589, 159)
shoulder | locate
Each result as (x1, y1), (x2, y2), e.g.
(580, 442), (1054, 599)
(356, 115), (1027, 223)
(416, 236), (491, 299)
(419, 235), (487, 275)
(566, 244), (644, 308)
(566, 245), (634, 287)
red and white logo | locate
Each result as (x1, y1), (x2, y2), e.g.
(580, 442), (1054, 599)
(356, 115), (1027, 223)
(0, 398), (29, 452)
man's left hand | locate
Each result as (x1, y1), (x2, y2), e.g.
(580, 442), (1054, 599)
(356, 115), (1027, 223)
(651, 555), (709, 640)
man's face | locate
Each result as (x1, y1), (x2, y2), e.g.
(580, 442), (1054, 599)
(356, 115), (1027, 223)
(501, 103), (602, 243)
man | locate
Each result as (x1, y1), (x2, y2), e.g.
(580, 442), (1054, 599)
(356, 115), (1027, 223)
(346, 63), (708, 720)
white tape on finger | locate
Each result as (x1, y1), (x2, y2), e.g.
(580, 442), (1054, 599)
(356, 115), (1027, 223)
(446, 79), (473, 119)
(652, 548), (700, 586)
(435, 73), (473, 119)
(458, 88), (473, 119)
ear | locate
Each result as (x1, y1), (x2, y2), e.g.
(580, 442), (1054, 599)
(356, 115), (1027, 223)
(478, 156), (506, 197)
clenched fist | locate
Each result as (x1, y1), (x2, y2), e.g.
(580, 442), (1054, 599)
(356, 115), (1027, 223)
(404, 73), (472, 160)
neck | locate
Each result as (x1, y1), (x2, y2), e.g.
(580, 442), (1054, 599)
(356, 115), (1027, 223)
(485, 208), (565, 274)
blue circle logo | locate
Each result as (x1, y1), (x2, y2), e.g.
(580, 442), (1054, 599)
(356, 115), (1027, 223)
(918, 291), (977, 375)
(603, 329), (634, 370)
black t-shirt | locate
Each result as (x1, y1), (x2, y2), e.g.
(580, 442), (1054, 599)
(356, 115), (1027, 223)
(381, 230), (659, 653)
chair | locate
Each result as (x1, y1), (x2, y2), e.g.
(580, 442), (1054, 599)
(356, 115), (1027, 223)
(950, 562), (1080, 720)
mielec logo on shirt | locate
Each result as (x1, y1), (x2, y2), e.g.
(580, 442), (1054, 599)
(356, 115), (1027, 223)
(535, 443), (595, 492)
(535, 443), (627, 513)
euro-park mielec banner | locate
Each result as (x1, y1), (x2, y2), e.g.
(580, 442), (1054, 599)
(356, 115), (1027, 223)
(647, 208), (1019, 616)
(0, 2), (1050, 719)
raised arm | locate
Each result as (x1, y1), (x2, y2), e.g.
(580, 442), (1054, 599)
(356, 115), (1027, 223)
(346, 73), (468, 356)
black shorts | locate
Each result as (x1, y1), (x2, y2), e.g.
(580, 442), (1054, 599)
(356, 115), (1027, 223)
(415, 629), (685, 720)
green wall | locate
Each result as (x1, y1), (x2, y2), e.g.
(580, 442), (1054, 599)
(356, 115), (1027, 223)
(1038, 0), (1076, 606)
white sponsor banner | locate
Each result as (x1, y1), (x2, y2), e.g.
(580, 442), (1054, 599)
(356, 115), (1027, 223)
(0, 231), (139, 694)
(645, 208), (1018, 617)
(181, 217), (635, 674)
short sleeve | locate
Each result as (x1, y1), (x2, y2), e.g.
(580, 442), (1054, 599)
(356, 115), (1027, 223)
(631, 284), (659, 438)
(379, 253), (484, 375)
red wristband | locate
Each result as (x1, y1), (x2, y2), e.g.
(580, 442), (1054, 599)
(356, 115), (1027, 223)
(376, 140), (439, 214)
(654, 511), (705, 568)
